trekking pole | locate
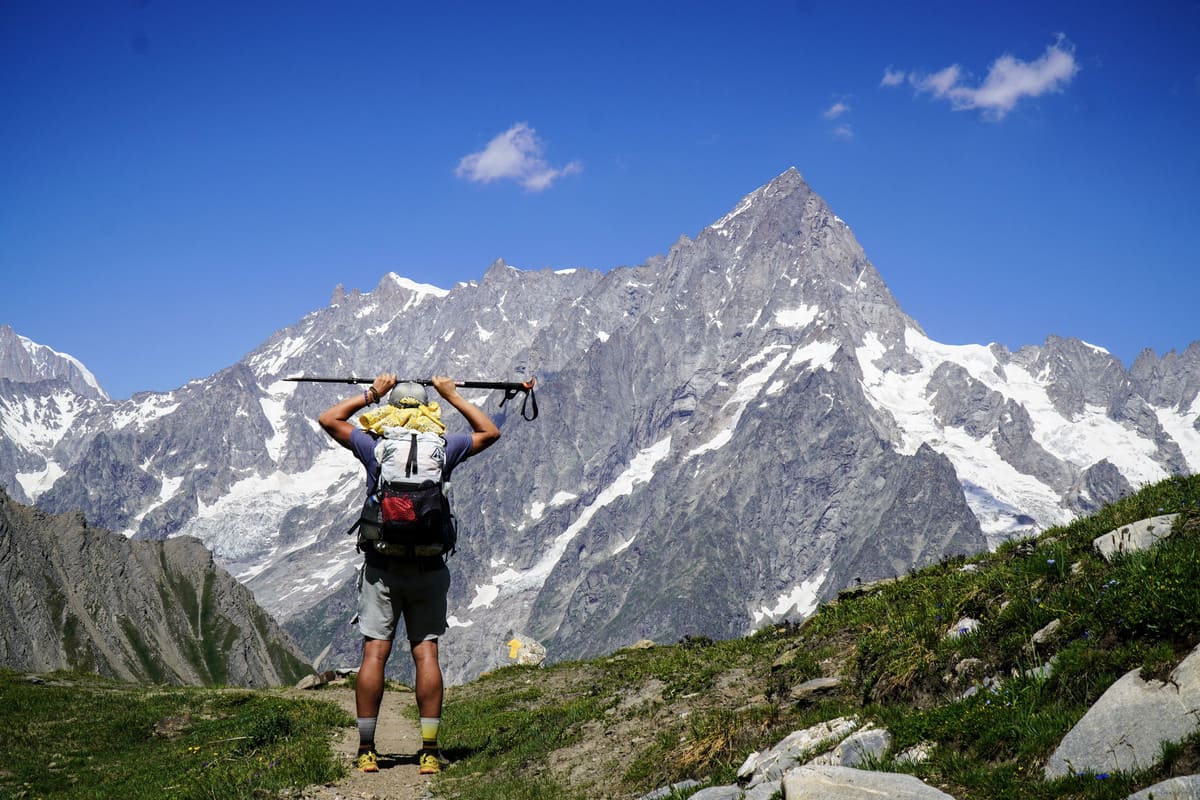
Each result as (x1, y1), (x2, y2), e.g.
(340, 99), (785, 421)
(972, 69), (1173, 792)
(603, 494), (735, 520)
(284, 375), (538, 420)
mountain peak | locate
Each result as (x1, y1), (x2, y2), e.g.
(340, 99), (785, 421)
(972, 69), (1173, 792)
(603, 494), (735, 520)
(0, 325), (108, 400)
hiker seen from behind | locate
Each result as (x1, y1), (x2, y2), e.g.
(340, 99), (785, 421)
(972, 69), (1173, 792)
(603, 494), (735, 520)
(318, 373), (501, 775)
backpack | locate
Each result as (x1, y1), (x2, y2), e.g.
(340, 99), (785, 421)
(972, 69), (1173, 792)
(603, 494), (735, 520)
(350, 429), (458, 559)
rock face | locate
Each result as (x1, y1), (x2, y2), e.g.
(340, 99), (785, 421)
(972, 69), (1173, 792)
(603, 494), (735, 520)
(1, 169), (1198, 683)
(0, 487), (311, 686)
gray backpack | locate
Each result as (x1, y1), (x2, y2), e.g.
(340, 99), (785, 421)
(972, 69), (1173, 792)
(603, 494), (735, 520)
(351, 429), (457, 558)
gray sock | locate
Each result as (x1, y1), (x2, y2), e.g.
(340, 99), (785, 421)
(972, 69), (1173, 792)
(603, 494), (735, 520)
(357, 716), (378, 751)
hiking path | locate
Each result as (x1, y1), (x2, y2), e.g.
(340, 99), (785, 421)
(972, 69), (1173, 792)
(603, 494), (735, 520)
(299, 684), (435, 800)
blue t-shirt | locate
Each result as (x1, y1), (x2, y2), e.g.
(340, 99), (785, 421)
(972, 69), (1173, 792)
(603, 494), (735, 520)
(349, 427), (473, 494)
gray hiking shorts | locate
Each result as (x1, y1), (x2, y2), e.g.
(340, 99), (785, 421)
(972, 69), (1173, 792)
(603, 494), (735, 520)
(356, 561), (450, 644)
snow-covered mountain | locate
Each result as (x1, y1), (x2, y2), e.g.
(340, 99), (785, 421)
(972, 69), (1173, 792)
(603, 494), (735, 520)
(3, 169), (1198, 683)
(0, 324), (107, 401)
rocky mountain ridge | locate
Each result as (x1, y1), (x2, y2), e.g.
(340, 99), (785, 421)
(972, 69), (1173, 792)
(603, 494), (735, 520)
(2, 168), (1197, 683)
(0, 486), (311, 686)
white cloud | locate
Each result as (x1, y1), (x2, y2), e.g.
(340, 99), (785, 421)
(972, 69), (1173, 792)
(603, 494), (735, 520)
(455, 122), (582, 191)
(885, 35), (1079, 120)
(832, 124), (854, 141)
(918, 64), (963, 97)
(823, 101), (850, 119)
(880, 67), (906, 87)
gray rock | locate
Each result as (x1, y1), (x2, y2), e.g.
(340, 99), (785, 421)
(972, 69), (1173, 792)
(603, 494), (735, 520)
(1093, 514), (1179, 561)
(1044, 644), (1200, 778)
(894, 741), (935, 765)
(807, 726), (891, 767)
(687, 787), (743, 800)
(789, 676), (842, 702)
(781, 765), (957, 799)
(1031, 619), (1062, 645)
(501, 633), (547, 667)
(1065, 459), (1135, 516)
(638, 779), (700, 799)
(1126, 775), (1200, 799)
(740, 717), (859, 786)
(743, 780), (780, 800)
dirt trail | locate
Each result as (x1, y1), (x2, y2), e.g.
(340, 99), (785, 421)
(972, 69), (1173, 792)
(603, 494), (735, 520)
(301, 685), (436, 800)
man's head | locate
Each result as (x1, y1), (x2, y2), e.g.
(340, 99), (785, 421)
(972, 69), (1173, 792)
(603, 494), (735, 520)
(388, 382), (428, 408)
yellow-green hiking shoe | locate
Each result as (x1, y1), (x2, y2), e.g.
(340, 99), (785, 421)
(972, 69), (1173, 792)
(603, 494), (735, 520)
(356, 750), (380, 773)
(418, 749), (441, 775)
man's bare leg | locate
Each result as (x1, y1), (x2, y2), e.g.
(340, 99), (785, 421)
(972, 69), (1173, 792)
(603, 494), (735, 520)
(412, 638), (445, 773)
(355, 637), (394, 769)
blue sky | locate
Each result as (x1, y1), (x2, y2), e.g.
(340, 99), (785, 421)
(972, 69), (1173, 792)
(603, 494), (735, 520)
(3, 1), (1198, 400)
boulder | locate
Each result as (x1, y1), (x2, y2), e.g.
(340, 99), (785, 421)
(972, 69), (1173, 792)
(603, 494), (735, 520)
(686, 786), (744, 800)
(1093, 514), (1179, 561)
(738, 716), (859, 787)
(808, 726), (891, 767)
(781, 765), (956, 798)
(1044, 644), (1200, 778)
(789, 676), (842, 702)
(1126, 775), (1200, 799)
(503, 634), (547, 666)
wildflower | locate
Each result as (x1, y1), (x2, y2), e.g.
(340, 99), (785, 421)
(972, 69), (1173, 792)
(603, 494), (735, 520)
(1096, 773), (1110, 780)
(1047, 559), (1056, 565)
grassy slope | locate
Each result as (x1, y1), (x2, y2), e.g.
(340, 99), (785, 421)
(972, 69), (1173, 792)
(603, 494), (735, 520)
(434, 475), (1200, 799)
(3, 475), (1198, 800)
(0, 672), (351, 800)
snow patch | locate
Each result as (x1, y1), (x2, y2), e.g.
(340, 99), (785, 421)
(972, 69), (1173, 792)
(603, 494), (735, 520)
(773, 305), (820, 329)
(752, 570), (827, 628)
(259, 379), (298, 463)
(386, 272), (449, 297)
(251, 333), (311, 376)
(16, 333), (108, 399)
(14, 461), (64, 501)
(181, 448), (360, 565)
(709, 195), (755, 235)
(468, 437), (672, 610)
(854, 328), (1158, 536)
(787, 340), (840, 372)
(688, 349), (789, 457)
(527, 491), (578, 523)
(1155, 395), (1200, 472)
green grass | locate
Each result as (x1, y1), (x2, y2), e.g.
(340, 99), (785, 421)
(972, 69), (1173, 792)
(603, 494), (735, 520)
(430, 474), (1200, 799)
(0, 670), (352, 800)
(6, 475), (1199, 799)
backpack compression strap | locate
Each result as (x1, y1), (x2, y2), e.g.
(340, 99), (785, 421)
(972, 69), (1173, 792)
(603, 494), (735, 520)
(405, 433), (418, 478)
